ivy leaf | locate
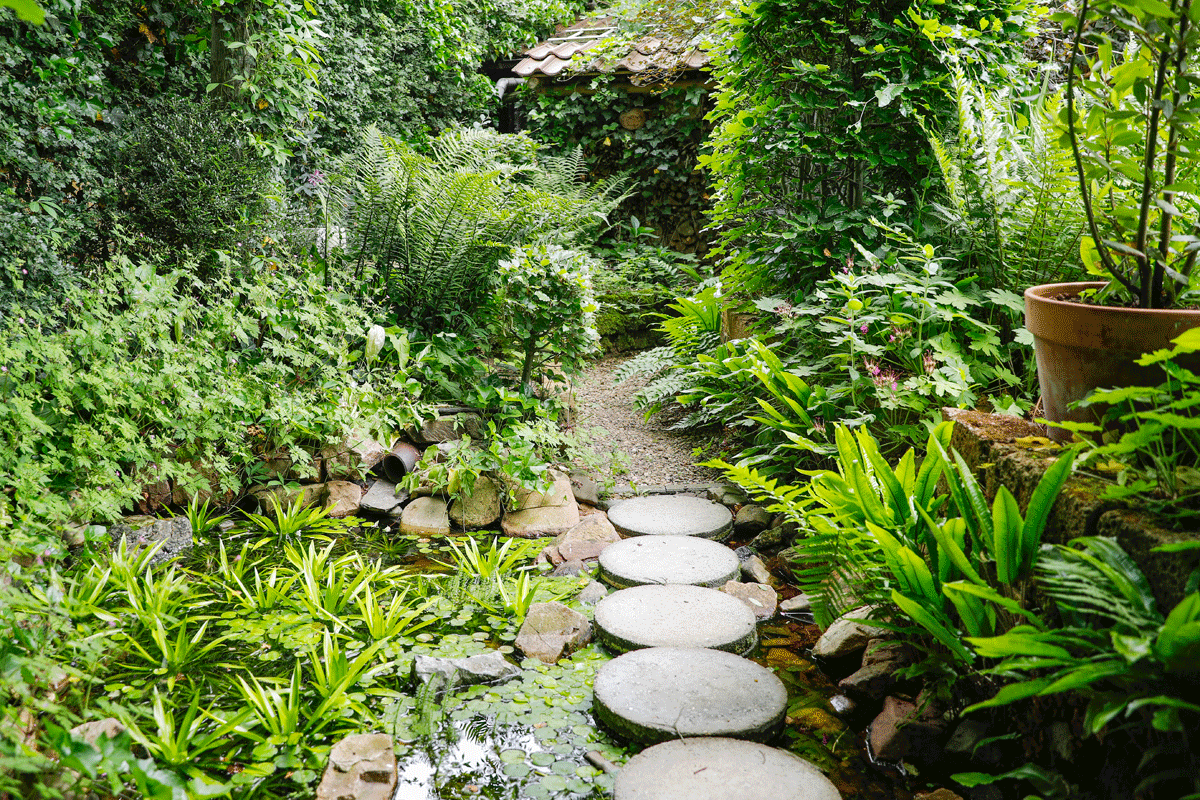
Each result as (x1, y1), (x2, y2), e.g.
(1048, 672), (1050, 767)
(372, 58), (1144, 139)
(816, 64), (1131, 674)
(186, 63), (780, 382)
(1, 0), (45, 23)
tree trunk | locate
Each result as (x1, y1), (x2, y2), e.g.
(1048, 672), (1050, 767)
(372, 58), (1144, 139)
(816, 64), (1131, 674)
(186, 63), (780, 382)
(209, 3), (254, 103)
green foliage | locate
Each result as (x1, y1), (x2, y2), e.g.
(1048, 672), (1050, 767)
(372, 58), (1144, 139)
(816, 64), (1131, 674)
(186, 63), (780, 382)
(711, 421), (1077, 674)
(314, 0), (584, 157)
(1061, 0), (1200, 308)
(522, 81), (713, 252)
(336, 127), (625, 334)
(92, 96), (272, 274)
(493, 243), (600, 389)
(699, 0), (1037, 295)
(238, 498), (357, 542)
(0, 256), (419, 543)
(1068, 328), (1200, 519)
(926, 68), (1087, 290)
(965, 538), (1200, 798)
(635, 223), (1026, 467)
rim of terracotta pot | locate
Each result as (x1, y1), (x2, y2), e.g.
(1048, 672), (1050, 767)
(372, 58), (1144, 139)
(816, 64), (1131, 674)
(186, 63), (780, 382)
(1025, 281), (1200, 349)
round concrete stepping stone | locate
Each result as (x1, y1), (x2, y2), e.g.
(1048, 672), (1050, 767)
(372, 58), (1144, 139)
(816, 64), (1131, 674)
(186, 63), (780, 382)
(594, 584), (757, 654)
(607, 495), (732, 540)
(599, 535), (740, 589)
(615, 738), (842, 800)
(593, 647), (786, 744)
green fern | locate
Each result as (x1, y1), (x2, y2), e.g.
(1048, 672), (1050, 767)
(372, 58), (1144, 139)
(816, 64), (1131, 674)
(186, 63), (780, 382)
(926, 69), (1087, 289)
(336, 127), (629, 333)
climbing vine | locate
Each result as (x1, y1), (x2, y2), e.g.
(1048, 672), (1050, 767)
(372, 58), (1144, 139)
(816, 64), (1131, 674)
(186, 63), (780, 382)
(520, 78), (712, 252)
(699, 0), (1040, 297)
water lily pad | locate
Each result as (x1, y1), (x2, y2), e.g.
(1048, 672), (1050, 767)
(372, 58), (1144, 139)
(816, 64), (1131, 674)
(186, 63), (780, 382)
(539, 774), (568, 792)
(531, 752), (556, 767)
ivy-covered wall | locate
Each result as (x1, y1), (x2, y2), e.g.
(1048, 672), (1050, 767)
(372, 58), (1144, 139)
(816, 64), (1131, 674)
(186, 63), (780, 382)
(520, 79), (712, 254)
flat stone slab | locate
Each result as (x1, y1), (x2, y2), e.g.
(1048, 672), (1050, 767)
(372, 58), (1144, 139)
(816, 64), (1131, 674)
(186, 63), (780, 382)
(593, 647), (787, 744)
(594, 584), (757, 655)
(599, 535), (740, 589)
(607, 495), (732, 540)
(614, 738), (842, 800)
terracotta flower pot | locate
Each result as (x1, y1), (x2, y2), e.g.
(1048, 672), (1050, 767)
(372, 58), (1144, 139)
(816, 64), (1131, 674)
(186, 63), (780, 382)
(1025, 282), (1200, 442)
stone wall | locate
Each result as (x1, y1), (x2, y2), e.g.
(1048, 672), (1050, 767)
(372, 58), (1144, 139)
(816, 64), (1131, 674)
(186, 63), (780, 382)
(943, 408), (1199, 611)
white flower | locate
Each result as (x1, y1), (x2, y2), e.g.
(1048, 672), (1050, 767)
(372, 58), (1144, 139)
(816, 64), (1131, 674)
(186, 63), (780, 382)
(365, 325), (386, 363)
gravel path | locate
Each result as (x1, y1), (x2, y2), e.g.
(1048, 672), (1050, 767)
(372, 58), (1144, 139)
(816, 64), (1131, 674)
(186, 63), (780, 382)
(571, 357), (722, 491)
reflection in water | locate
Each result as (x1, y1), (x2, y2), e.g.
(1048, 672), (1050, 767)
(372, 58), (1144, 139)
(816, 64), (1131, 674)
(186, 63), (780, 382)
(393, 718), (542, 800)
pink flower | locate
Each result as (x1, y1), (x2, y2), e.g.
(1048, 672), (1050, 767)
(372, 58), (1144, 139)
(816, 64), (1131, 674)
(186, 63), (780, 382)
(860, 323), (868, 334)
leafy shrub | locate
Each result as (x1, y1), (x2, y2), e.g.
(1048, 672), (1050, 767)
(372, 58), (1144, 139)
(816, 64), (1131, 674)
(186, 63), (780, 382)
(93, 96), (272, 274)
(1067, 328), (1200, 520)
(492, 243), (600, 389)
(700, 0), (1036, 295)
(335, 127), (626, 334)
(965, 538), (1200, 799)
(628, 224), (1025, 469)
(0, 255), (418, 541)
(925, 69), (1088, 290)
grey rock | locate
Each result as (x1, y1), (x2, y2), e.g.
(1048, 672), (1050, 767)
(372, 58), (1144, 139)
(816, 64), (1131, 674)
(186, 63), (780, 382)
(400, 497), (450, 537)
(577, 580), (609, 605)
(599, 535), (740, 589)
(324, 480), (362, 518)
(838, 660), (901, 701)
(570, 472), (601, 506)
(869, 695), (948, 764)
(360, 480), (407, 516)
(509, 470), (574, 511)
(515, 602), (592, 664)
(555, 513), (620, 562)
(741, 554), (774, 585)
(813, 607), (888, 659)
(613, 738), (842, 800)
(593, 647), (787, 744)
(721, 580), (778, 620)
(449, 474), (502, 529)
(780, 593), (813, 613)
(594, 584), (757, 655)
(321, 430), (390, 481)
(410, 413), (484, 444)
(501, 502), (580, 538)
(608, 494), (733, 540)
(863, 639), (910, 667)
(749, 524), (795, 553)
(705, 484), (748, 505)
(734, 504), (772, 535)
(552, 559), (590, 577)
(733, 545), (755, 563)
(1049, 720), (1074, 763)
(316, 733), (397, 800)
(412, 651), (521, 696)
(945, 719), (990, 758)
(70, 718), (127, 746)
(829, 694), (857, 717)
(109, 516), (193, 565)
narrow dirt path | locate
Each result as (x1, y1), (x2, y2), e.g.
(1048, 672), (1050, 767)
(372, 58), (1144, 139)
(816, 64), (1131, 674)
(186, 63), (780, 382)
(571, 356), (721, 490)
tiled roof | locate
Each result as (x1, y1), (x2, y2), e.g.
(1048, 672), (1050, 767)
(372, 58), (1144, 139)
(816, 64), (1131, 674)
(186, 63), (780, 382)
(513, 17), (710, 80)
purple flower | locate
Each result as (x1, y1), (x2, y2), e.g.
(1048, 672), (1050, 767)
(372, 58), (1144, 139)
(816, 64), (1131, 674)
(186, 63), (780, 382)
(860, 323), (868, 334)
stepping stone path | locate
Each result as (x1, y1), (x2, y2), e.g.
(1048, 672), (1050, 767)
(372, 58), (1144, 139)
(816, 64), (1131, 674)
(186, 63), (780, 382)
(593, 647), (787, 743)
(593, 499), (843, 799)
(607, 494), (733, 540)
(614, 738), (842, 800)
(594, 584), (758, 655)
(598, 534), (740, 589)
